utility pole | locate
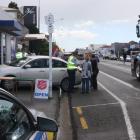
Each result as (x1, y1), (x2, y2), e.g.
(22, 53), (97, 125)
(38, 0), (40, 31)
(45, 13), (54, 98)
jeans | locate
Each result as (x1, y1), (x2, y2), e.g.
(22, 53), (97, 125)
(82, 78), (90, 93)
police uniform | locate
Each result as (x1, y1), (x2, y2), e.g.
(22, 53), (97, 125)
(67, 54), (77, 92)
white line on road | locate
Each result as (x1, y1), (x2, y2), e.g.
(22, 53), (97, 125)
(100, 71), (140, 92)
(99, 82), (136, 140)
(72, 102), (119, 109)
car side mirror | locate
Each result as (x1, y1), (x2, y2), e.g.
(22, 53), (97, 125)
(24, 64), (31, 69)
(37, 117), (58, 132)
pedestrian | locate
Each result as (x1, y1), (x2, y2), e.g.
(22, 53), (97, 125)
(81, 53), (92, 94)
(123, 51), (127, 64)
(91, 53), (99, 90)
(67, 51), (78, 93)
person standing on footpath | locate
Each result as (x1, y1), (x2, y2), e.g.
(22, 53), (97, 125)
(91, 53), (99, 90)
(67, 51), (78, 93)
(81, 53), (92, 94)
(123, 49), (127, 64)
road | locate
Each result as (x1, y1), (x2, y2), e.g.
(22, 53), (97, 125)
(70, 60), (140, 140)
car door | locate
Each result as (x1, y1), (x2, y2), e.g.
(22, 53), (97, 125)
(20, 58), (49, 80)
(52, 59), (68, 85)
(0, 94), (35, 140)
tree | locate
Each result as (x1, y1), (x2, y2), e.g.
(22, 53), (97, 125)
(27, 25), (49, 55)
(8, 1), (19, 9)
(27, 25), (39, 34)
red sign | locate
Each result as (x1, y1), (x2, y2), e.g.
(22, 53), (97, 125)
(37, 80), (47, 90)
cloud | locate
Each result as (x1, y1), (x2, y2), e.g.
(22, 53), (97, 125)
(54, 28), (97, 40)
(74, 21), (95, 28)
(106, 19), (130, 24)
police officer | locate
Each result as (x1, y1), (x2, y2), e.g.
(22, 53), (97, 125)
(91, 53), (99, 90)
(67, 51), (78, 92)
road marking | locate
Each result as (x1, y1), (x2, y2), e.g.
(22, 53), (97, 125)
(99, 82), (136, 140)
(100, 71), (140, 92)
(80, 117), (88, 129)
(76, 107), (83, 115)
(73, 102), (119, 109)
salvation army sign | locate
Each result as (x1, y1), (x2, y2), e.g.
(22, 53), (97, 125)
(34, 79), (49, 99)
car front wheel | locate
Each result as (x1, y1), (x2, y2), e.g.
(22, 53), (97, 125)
(135, 63), (140, 81)
(60, 78), (69, 92)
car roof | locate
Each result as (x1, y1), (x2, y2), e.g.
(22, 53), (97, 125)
(27, 55), (67, 63)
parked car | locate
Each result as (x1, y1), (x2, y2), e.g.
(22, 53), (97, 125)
(0, 88), (58, 140)
(131, 52), (140, 81)
(126, 55), (131, 62)
(109, 54), (117, 60)
(119, 55), (131, 62)
(0, 56), (81, 92)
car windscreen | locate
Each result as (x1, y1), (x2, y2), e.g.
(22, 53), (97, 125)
(7, 57), (31, 67)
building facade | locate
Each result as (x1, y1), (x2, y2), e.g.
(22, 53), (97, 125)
(0, 6), (28, 64)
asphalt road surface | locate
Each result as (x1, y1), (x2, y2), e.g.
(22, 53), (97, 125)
(70, 60), (140, 140)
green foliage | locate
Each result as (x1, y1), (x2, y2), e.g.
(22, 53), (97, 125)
(8, 1), (19, 9)
(27, 25), (49, 55)
(29, 40), (49, 55)
(27, 25), (39, 34)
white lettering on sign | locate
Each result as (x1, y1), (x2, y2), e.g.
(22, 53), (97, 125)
(25, 8), (35, 15)
(34, 92), (48, 97)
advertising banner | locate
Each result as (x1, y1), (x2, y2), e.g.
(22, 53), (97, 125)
(23, 6), (37, 26)
(34, 79), (49, 99)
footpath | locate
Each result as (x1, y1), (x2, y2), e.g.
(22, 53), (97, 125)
(14, 85), (73, 140)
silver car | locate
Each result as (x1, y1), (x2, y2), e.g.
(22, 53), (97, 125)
(0, 56), (81, 91)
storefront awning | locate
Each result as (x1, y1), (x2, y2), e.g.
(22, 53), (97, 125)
(23, 34), (49, 41)
(0, 20), (22, 31)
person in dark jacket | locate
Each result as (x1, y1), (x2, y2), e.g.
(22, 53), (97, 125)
(91, 54), (99, 90)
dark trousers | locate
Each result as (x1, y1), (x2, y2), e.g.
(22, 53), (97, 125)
(67, 69), (76, 92)
(82, 78), (90, 93)
(91, 74), (98, 90)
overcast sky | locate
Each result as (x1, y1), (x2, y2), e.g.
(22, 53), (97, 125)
(1, 0), (140, 51)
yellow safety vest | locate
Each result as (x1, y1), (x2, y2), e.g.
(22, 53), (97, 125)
(67, 55), (77, 70)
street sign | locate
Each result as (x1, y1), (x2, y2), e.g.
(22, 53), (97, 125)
(45, 13), (54, 33)
(45, 13), (54, 25)
(34, 79), (49, 99)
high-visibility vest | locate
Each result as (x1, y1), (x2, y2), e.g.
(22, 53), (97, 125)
(67, 55), (77, 70)
(16, 52), (28, 59)
(16, 52), (23, 59)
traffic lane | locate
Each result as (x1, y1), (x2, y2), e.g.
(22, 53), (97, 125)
(71, 86), (129, 140)
(99, 62), (140, 89)
(98, 72), (140, 139)
(122, 97), (140, 140)
(100, 61), (131, 74)
(71, 87), (117, 107)
(101, 60), (131, 69)
(72, 104), (128, 140)
(98, 72), (140, 101)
